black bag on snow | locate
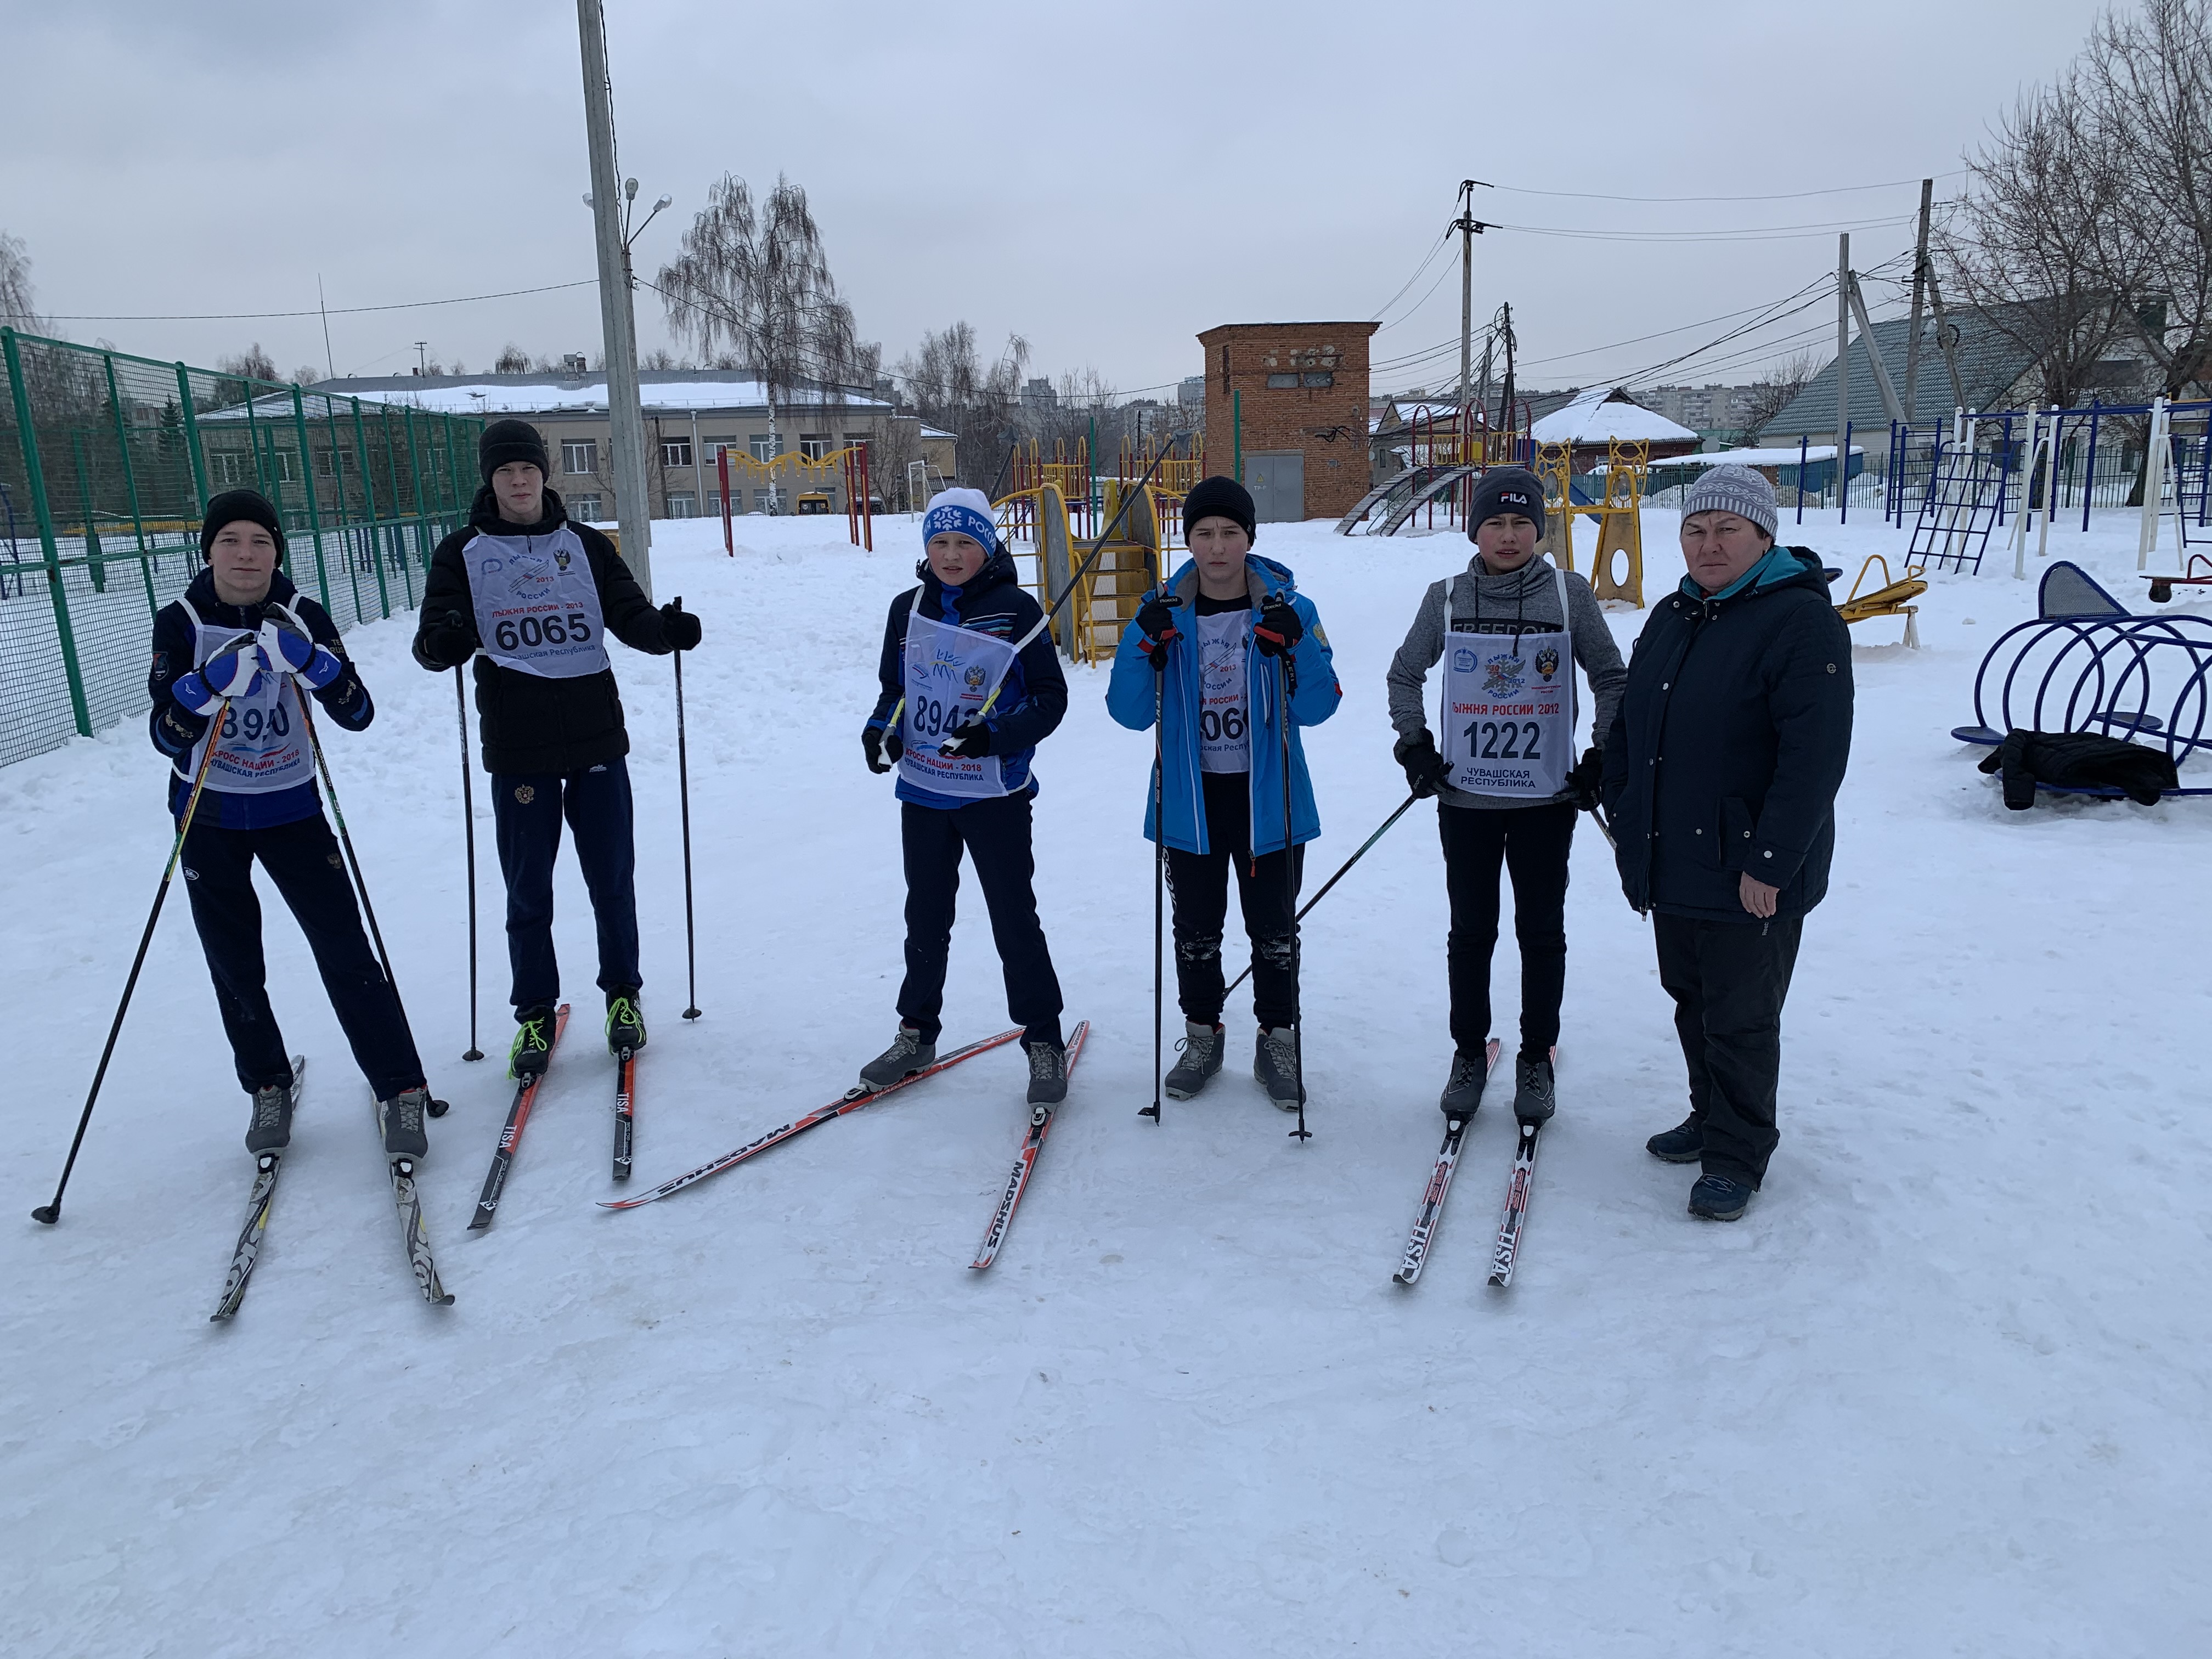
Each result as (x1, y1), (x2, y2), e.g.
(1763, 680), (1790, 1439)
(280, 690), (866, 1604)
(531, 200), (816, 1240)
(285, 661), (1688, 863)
(1977, 729), (2179, 808)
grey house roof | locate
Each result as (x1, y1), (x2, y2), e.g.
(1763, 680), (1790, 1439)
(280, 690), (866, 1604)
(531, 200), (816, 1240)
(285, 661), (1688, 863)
(1760, 310), (2039, 439)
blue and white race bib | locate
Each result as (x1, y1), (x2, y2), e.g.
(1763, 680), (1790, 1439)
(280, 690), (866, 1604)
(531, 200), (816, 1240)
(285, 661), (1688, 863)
(1439, 569), (1574, 798)
(463, 526), (611, 680)
(1195, 608), (1252, 774)
(175, 599), (312, 795)
(898, 608), (1018, 799)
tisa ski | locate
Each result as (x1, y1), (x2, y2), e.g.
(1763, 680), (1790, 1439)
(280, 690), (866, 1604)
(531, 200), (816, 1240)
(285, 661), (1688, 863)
(612, 1046), (637, 1181)
(470, 1001), (571, 1231)
(1486, 1043), (1559, 1290)
(209, 1053), (307, 1322)
(603, 1028), (1023, 1211)
(1392, 1039), (1499, 1288)
(969, 1021), (1090, 1271)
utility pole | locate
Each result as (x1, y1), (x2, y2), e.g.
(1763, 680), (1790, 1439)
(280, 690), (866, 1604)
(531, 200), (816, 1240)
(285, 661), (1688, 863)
(577, 0), (653, 599)
(1496, 301), (1516, 452)
(1453, 179), (1491, 460)
(1837, 233), (1851, 504)
(1904, 178), (1932, 419)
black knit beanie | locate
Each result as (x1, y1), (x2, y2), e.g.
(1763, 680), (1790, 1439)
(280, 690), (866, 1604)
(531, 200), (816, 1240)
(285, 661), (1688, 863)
(479, 418), (550, 484)
(1182, 474), (1257, 542)
(1465, 465), (1546, 540)
(199, 489), (286, 563)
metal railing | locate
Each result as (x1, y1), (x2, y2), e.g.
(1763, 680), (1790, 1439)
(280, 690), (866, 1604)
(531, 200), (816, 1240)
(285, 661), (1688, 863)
(0, 329), (485, 768)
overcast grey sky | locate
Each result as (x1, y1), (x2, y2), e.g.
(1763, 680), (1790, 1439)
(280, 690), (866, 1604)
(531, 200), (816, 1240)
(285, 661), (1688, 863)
(4, 0), (2108, 397)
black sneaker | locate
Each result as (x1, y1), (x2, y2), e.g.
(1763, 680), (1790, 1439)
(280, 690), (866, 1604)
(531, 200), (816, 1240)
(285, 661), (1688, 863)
(860, 1025), (934, 1089)
(379, 1086), (431, 1160)
(509, 1006), (555, 1080)
(1646, 1116), (1703, 1163)
(606, 987), (646, 1056)
(1253, 1025), (1302, 1111)
(1689, 1171), (1755, 1222)
(1025, 1039), (1068, 1106)
(245, 1081), (293, 1154)
(1511, 1054), (1555, 1125)
(1164, 1020), (1224, 1099)
(1438, 1048), (1490, 1120)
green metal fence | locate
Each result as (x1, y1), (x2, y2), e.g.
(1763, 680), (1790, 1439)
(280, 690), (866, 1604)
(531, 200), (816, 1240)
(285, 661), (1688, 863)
(0, 328), (486, 769)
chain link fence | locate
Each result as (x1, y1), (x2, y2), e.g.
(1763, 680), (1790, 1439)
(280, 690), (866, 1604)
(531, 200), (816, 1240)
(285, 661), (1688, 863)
(0, 329), (485, 769)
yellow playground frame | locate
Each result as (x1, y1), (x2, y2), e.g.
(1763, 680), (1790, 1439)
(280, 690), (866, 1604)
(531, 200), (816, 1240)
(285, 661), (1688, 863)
(1535, 438), (1649, 607)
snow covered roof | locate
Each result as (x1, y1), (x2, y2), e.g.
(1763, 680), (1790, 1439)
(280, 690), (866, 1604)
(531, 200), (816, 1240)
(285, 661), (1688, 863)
(323, 376), (895, 417)
(1528, 386), (1699, 445)
(1648, 444), (1865, 469)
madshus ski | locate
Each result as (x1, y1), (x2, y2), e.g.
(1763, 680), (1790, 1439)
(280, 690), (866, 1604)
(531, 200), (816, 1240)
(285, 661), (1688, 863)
(209, 1054), (308, 1322)
(1392, 1039), (1498, 1288)
(603, 1027), (1023, 1211)
(469, 1001), (571, 1232)
(969, 1020), (1090, 1271)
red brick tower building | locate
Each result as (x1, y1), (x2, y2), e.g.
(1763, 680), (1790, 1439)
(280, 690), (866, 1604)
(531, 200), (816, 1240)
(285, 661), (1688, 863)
(1196, 320), (1380, 522)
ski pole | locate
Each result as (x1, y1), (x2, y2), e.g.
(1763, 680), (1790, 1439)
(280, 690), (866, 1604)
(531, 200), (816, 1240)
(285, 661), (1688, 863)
(673, 596), (701, 1021)
(455, 667), (482, 1062)
(291, 682), (444, 1118)
(1278, 645), (1310, 1144)
(1141, 563), (1170, 1126)
(1223, 792), (1420, 997)
(33, 696), (232, 1224)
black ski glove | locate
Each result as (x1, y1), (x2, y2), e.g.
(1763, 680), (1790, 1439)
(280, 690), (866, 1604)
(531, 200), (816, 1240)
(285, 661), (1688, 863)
(1136, 596), (1181, 670)
(660, 600), (702, 652)
(1394, 730), (1451, 799)
(1565, 745), (1605, 812)
(1254, 596), (1303, 657)
(863, 723), (903, 774)
(414, 608), (476, 671)
(937, 715), (994, 759)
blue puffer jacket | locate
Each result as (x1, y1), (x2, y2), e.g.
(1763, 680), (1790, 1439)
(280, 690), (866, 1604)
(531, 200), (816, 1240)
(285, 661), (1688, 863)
(1105, 553), (1341, 855)
(868, 546), (1069, 809)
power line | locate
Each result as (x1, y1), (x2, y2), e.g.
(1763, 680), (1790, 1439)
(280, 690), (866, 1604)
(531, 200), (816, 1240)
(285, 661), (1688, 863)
(47, 278), (600, 324)
(1485, 170), (1966, 205)
(1494, 213), (1917, 245)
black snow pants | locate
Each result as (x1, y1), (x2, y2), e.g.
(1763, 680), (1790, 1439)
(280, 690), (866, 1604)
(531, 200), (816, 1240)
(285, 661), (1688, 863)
(1166, 769), (1304, 1031)
(492, 758), (640, 1012)
(897, 792), (1065, 1048)
(1652, 912), (1804, 1186)
(1438, 798), (1576, 1062)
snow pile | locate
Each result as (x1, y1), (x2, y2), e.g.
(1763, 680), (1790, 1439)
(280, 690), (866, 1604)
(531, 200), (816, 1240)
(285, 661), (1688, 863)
(4, 510), (2207, 1655)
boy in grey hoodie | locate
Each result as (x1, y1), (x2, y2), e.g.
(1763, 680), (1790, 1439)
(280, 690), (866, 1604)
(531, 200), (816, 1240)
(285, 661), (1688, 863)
(1384, 466), (1626, 1123)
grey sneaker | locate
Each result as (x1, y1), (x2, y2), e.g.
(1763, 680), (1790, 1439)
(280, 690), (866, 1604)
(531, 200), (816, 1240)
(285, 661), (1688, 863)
(1164, 1020), (1224, 1099)
(1025, 1040), (1068, 1105)
(1438, 1049), (1490, 1120)
(379, 1086), (431, 1160)
(245, 1081), (294, 1154)
(1511, 1054), (1555, 1125)
(1253, 1025), (1302, 1110)
(860, 1025), (934, 1090)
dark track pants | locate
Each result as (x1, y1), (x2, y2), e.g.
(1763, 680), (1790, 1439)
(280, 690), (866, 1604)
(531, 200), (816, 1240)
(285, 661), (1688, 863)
(1652, 912), (1804, 1186)
(181, 812), (424, 1099)
(493, 759), (639, 1012)
(898, 793), (1064, 1048)
(1166, 769), (1304, 1031)
(1438, 799), (1576, 1059)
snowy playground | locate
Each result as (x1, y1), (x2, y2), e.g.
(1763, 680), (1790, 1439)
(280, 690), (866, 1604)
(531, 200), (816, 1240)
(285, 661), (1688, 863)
(4, 505), (2207, 1656)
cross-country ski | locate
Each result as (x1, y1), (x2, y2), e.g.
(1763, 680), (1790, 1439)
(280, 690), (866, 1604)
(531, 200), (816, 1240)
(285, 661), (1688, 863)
(603, 1028), (1023, 1210)
(208, 1054), (309, 1322)
(969, 1020), (1090, 1270)
(1391, 1039), (1497, 1287)
(470, 1001), (571, 1231)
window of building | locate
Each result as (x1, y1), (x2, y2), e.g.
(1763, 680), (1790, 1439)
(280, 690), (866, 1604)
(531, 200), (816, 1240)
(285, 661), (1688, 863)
(1266, 373), (1300, 390)
(562, 438), (597, 475)
(207, 450), (252, 486)
(1302, 371), (1334, 388)
(572, 493), (604, 521)
(314, 447), (354, 479)
(748, 433), (776, 462)
(665, 491), (696, 518)
(702, 435), (737, 465)
(661, 437), (693, 467)
(753, 488), (778, 511)
(843, 433), (872, 453)
(705, 490), (724, 515)
(799, 433), (830, 461)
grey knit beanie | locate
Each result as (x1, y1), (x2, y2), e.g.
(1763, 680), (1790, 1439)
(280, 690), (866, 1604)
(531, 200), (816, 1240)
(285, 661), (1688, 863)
(1680, 462), (1779, 538)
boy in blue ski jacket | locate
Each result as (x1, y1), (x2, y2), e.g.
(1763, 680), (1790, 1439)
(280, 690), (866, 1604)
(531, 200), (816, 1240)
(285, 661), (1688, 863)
(1105, 476), (1341, 1108)
(860, 488), (1071, 1105)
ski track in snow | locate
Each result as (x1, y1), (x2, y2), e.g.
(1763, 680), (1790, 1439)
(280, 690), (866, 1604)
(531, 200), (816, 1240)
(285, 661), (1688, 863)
(3, 511), (2208, 1656)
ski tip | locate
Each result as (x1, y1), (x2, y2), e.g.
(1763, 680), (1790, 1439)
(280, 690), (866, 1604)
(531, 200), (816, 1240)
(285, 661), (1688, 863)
(433, 1291), (456, 1306)
(465, 1217), (492, 1232)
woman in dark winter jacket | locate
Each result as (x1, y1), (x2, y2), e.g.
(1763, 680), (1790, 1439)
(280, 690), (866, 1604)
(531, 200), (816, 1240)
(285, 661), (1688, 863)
(859, 487), (1072, 1106)
(413, 419), (701, 1076)
(147, 489), (433, 1161)
(1600, 464), (1853, 1222)
(1385, 466), (1627, 1127)
(1105, 475), (1342, 1111)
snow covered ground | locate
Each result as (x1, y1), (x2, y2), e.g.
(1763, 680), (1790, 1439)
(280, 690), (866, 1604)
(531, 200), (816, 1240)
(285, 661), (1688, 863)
(4, 505), (2208, 1657)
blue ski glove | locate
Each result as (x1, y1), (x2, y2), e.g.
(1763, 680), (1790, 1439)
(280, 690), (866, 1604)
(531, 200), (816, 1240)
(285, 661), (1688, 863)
(173, 634), (267, 714)
(261, 619), (344, 689)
